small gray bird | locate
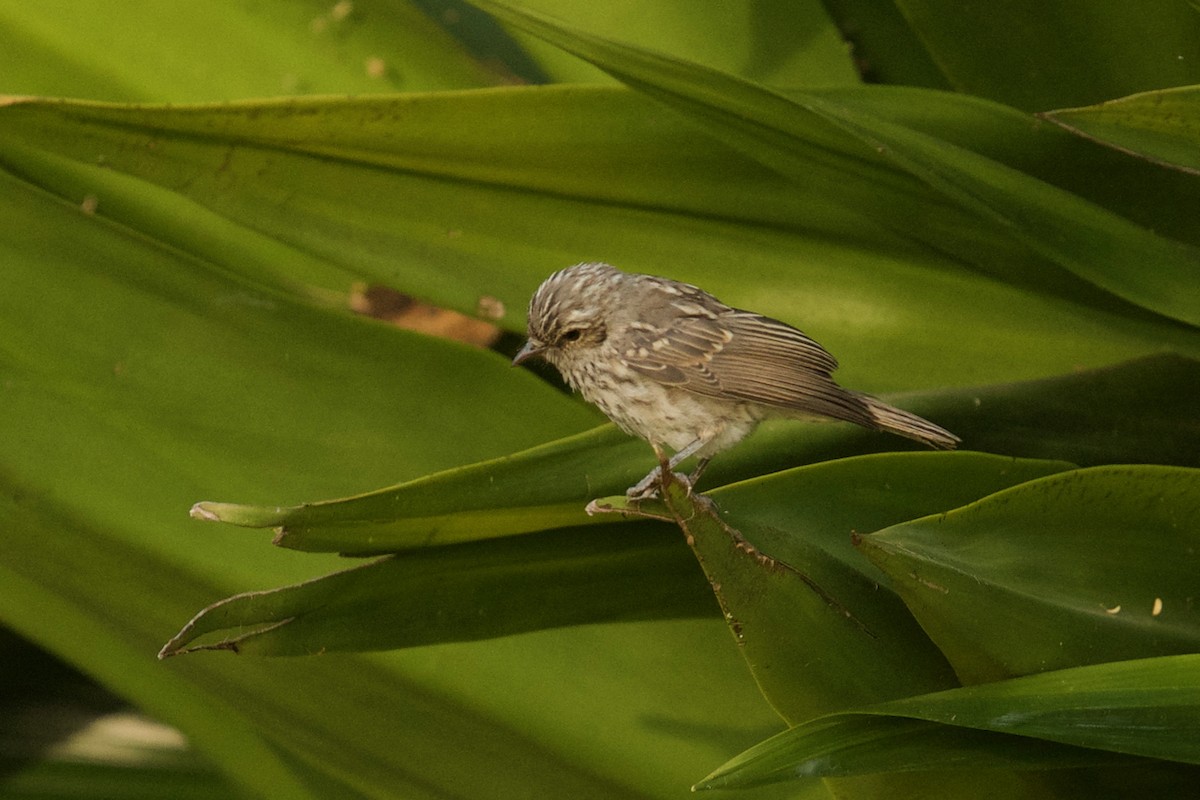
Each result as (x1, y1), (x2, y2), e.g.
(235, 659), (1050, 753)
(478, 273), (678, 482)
(513, 263), (959, 498)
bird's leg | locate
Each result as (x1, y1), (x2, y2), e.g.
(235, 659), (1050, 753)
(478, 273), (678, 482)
(667, 438), (706, 470)
(626, 439), (708, 499)
(685, 457), (711, 489)
(665, 439), (710, 496)
(627, 442), (672, 499)
(626, 469), (661, 499)
(654, 442), (674, 488)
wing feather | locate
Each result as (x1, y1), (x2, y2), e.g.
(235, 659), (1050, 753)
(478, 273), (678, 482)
(622, 309), (875, 427)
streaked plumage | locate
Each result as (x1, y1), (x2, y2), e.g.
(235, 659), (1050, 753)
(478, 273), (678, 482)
(514, 262), (959, 497)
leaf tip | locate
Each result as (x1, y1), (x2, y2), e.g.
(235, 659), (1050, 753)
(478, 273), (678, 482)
(586, 494), (675, 522)
(691, 768), (728, 793)
(189, 502), (222, 522)
(584, 497), (622, 516)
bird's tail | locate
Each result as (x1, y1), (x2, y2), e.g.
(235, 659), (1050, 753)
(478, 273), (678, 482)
(856, 394), (960, 450)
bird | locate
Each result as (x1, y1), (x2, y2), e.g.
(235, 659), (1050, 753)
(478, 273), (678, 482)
(513, 262), (959, 498)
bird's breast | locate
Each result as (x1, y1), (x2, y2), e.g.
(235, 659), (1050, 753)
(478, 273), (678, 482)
(565, 356), (759, 455)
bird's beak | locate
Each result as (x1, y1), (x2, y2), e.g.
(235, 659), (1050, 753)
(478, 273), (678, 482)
(512, 340), (545, 366)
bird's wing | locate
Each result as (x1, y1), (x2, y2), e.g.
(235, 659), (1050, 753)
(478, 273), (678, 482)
(621, 310), (875, 427)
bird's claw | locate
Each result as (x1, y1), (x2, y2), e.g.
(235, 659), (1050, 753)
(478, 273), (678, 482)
(625, 484), (659, 501)
(625, 465), (694, 500)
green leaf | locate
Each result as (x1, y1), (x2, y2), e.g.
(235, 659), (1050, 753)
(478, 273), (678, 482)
(707, 453), (1076, 591)
(1042, 85), (1200, 176)
(858, 465), (1200, 683)
(6, 5), (1200, 796)
(191, 425), (642, 549)
(158, 523), (715, 657)
(702, 654), (1200, 788)
(0, 166), (598, 507)
(885, 0), (1200, 111)
(916, 353), (1200, 469)
(466, 0), (1200, 326)
(818, 1), (951, 89)
(3, 90), (1196, 394)
(505, 0), (861, 88)
(699, 715), (1130, 789)
(0, 163), (783, 798)
(0, 0), (495, 101)
(192, 353), (1200, 557)
(162, 347), (1200, 665)
(164, 452), (1066, 667)
(590, 454), (1073, 725)
(820, 85), (1200, 268)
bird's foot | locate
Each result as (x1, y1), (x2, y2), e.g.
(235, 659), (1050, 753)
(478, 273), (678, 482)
(625, 469), (664, 500)
(626, 443), (708, 499)
(627, 442), (672, 500)
(625, 466), (694, 501)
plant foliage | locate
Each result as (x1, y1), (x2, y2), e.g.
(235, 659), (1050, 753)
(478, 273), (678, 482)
(1, 1), (1198, 798)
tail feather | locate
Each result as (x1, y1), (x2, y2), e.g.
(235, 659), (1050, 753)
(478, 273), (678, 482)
(856, 394), (960, 450)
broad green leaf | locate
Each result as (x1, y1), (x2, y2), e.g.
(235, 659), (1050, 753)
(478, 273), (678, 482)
(506, 0), (860, 88)
(808, 85), (1200, 256)
(817, 1), (951, 89)
(911, 353), (1200, 469)
(890, 0), (1200, 111)
(5, 5), (1200, 797)
(879, 654), (1200, 763)
(699, 715), (1131, 789)
(192, 425), (643, 548)
(1042, 86), (1200, 176)
(0, 169), (787, 798)
(859, 466), (1200, 683)
(0, 168), (597, 515)
(7, 489), (743, 800)
(702, 654), (1200, 787)
(0, 0), (494, 102)
(158, 523), (715, 657)
(0, 493), (320, 800)
(706, 453), (1075, 588)
(606, 454), (1073, 725)
(3, 92), (1197, 396)
(163, 453), (1066, 665)
(466, 0), (1200, 326)
(190, 354), (1200, 557)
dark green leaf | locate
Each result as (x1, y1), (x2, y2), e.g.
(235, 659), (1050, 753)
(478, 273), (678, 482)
(195, 354), (1200, 557)
(591, 454), (1072, 724)
(0, 163), (780, 798)
(888, 0), (1200, 111)
(818, 0), (952, 88)
(508, 0), (860, 87)
(702, 654), (1200, 787)
(159, 523), (714, 657)
(166, 453), (1066, 662)
(1042, 86), (1200, 176)
(4, 89), (1196, 392)
(467, 0), (1200, 326)
(698, 715), (1132, 789)
(859, 466), (1200, 683)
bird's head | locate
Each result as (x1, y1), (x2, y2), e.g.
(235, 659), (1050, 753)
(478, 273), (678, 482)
(512, 263), (620, 371)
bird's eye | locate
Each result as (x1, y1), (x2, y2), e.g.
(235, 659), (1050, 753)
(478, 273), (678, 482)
(560, 329), (583, 343)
